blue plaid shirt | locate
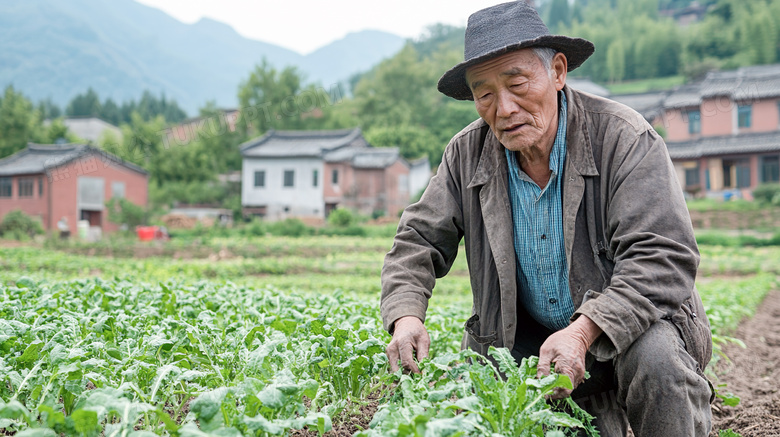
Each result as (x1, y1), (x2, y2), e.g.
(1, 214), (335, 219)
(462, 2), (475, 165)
(505, 92), (574, 331)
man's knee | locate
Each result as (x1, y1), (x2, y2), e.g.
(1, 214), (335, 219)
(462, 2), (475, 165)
(614, 319), (712, 436)
(615, 319), (694, 384)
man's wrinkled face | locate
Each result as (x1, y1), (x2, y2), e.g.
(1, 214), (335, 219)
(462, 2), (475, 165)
(466, 49), (566, 153)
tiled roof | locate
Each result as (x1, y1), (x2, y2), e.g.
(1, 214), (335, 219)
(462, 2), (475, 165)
(662, 83), (701, 109)
(664, 64), (780, 108)
(610, 91), (669, 121)
(352, 149), (401, 169)
(240, 128), (368, 158)
(0, 143), (147, 176)
(322, 145), (367, 162)
(666, 131), (780, 160)
(567, 79), (610, 97)
(324, 145), (403, 169)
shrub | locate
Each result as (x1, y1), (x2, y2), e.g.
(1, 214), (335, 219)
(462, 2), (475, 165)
(243, 218), (266, 237)
(327, 208), (356, 227)
(106, 197), (146, 228)
(318, 226), (366, 237)
(752, 183), (780, 205)
(0, 210), (44, 239)
(266, 218), (311, 237)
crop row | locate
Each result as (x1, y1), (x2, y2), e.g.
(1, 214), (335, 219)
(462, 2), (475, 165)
(0, 278), (595, 436)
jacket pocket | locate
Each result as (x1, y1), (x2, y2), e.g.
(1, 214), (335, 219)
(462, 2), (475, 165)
(464, 314), (498, 345)
(670, 298), (713, 371)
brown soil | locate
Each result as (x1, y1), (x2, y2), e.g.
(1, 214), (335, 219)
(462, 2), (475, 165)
(289, 397), (380, 437)
(710, 290), (780, 437)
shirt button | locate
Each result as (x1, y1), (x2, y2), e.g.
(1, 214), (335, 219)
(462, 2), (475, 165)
(549, 298), (558, 304)
(502, 258), (507, 264)
(541, 234), (546, 240)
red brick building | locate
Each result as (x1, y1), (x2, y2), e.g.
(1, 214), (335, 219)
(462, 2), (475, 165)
(0, 143), (148, 234)
(613, 64), (780, 196)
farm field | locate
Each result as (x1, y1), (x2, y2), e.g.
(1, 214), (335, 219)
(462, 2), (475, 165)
(0, 235), (778, 436)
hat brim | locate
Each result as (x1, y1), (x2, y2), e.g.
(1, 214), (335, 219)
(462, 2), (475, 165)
(437, 35), (595, 101)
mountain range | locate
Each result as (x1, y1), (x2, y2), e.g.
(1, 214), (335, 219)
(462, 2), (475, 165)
(0, 0), (406, 114)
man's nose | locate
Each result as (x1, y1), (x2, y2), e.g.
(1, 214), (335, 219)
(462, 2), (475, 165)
(496, 89), (518, 119)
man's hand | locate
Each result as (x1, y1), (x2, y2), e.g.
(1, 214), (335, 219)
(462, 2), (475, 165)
(386, 316), (430, 373)
(537, 316), (602, 399)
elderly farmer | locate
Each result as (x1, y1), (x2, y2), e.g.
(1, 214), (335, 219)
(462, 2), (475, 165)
(380, 2), (714, 436)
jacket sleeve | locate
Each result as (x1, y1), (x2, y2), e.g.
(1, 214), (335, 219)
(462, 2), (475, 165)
(573, 129), (699, 360)
(380, 143), (465, 334)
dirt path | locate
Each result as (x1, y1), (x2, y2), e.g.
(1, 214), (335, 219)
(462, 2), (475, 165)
(710, 290), (780, 436)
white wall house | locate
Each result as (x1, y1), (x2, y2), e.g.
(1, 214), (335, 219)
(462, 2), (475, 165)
(240, 128), (435, 221)
(242, 157), (324, 220)
(240, 129), (366, 220)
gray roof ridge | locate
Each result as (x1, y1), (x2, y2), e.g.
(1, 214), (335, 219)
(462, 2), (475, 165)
(239, 127), (363, 155)
(273, 127), (360, 138)
(667, 130), (780, 146)
(0, 143), (147, 176)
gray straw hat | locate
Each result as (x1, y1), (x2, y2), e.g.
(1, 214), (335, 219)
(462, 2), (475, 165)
(437, 1), (595, 101)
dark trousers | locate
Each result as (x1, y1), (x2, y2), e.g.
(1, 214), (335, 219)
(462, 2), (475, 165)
(510, 304), (712, 436)
(510, 304), (617, 400)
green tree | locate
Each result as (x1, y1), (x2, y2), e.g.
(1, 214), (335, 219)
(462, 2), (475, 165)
(66, 88), (101, 117)
(548, 0), (572, 30)
(606, 40), (626, 82)
(40, 119), (72, 144)
(0, 86), (38, 158)
(100, 98), (122, 125)
(365, 124), (440, 164)
(36, 98), (61, 121)
(237, 59), (319, 137)
(192, 102), (244, 173)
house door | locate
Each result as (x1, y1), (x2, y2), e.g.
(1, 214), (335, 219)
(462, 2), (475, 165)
(325, 203), (338, 217)
(80, 210), (102, 227)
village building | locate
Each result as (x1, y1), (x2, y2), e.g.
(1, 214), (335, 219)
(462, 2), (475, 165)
(0, 143), (148, 235)
(612, 64), (780, 197)
(61, 117), (123, 144)
(240, 128), (430, 221)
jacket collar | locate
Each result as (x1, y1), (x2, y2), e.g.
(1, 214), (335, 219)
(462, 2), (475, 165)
(467, 85), (598, 190)
(563, 85), (599, 177)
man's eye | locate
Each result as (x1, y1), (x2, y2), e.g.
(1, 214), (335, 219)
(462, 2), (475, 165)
(479, 93), (492, 100)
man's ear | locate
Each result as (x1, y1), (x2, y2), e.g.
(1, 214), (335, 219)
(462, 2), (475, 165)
(552, 52), (568, 91)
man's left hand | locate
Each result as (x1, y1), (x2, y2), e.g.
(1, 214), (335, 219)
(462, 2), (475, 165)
(537, 316), (602, 399)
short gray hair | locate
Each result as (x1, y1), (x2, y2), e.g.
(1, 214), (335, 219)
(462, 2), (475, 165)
(532, 47), (557, 75)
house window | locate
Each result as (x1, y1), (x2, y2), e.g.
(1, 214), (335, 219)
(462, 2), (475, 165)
(0, 177), (11, 198)
(687, 110), (701, 134)
(283, 170), (295, 188)
(684, 166), (700, 187)
(332, 169), (339, 185)
(111, 181), (126, 199)
(762, 155), (780, 183)
(18, 178), (34, 197)
(398, 174), (409, 193)
(38, 176), (44, 197)
(254, 170), (265, 188)
(312, 169), (319, 187)
(738, 105), (752, 128)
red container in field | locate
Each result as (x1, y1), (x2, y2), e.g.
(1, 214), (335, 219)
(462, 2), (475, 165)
(136, 226), (158, 241)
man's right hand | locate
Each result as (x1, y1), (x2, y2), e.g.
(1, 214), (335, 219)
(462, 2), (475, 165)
(386, 316), (430, 373)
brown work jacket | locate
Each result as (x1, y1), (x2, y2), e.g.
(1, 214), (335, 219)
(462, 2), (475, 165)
(380, 85), (712, 369)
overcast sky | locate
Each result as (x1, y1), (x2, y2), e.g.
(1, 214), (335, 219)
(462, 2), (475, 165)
(135, 0), (507, 54)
